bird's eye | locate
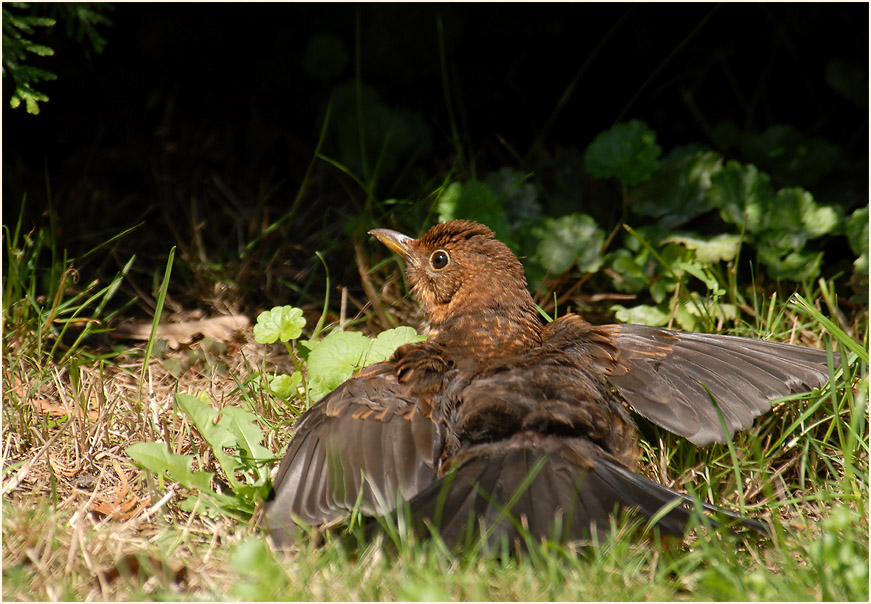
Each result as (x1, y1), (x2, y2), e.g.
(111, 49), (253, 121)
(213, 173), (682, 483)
(429, 249), (450, 271)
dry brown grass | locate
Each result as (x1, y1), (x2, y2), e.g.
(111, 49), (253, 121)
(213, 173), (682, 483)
(2, 321), (278, 600)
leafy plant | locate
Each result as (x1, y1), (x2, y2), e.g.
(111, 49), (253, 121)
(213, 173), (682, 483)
(737, 124), (840, 188)
(607, 227), (737, 331)
(299, 326), (426, 401)
(846, 205), (869, 293)
(708, 161), (840, 281)
(437, 179), (517, 249)
(531, 213), (605, 275)
(586, 121), (843, 285)
(584, 119), (661, 187)
(2, 3), (56, 113)
(253, 305), (310, 404)
(2, 2), (112, 114)
(627, 147), (721, 228)
(434, 168), (604, 290)
(127, 393), (274, 518)
(126, 305), (425, 518)
(253, 304), (426, 404)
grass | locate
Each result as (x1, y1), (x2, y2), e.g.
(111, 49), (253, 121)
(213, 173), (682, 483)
(2, 201), (868, 601)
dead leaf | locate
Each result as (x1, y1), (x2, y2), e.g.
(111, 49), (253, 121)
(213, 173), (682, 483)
(36, 399), (100, 421)
(113, 314), (250, 348)
(89, 461), (151, 520)
(100, 553), (188, 585)
(49, 454), (80, 478)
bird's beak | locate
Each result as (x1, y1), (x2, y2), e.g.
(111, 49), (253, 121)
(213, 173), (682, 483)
(369, 228), (415, 260)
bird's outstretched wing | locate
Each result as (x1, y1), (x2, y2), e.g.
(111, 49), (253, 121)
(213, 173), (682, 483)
(601, 324), (835, 445)
(263, 362), (442, 544)
(400, 433), (765, 548)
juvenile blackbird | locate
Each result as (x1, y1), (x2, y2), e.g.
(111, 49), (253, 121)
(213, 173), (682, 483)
(263, 220), (835, 547)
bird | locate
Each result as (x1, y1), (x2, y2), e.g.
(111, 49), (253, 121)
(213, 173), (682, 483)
(262, 219), (835, 548)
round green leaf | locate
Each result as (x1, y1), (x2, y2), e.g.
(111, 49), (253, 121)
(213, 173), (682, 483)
(533, 213), (605, 274)
(253, 306), (306, 344)
(306, 330), (370, 400)
(584, 120), (661, 187)
(269, 372), (302, 399)
(364, 326), (427, 365)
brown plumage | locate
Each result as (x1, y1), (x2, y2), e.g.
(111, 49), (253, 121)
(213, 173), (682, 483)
(262, 220), (834, 547)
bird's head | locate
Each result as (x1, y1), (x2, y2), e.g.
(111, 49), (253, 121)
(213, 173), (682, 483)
(369, 220), (539, 330)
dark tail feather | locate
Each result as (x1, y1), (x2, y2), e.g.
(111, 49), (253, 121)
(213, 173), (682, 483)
(388, 436), (767, 548)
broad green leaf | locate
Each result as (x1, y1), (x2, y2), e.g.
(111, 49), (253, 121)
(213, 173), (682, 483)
(364, 326), (426, 365)
(846, 206), (869, 282)
(435, 181), (463, 220)
(253, 305), (306, 344)
(629, 149), (722, 228)
(269, 372), (302, 399)
(607, 252), (649, 294)
(128, 436), (260, 519)
(584, 120), (661, 187)
(757, 246), (824, 282)
(846, 205), (869, 257)
(221, 406), (273, 482)
(233, 483), (274, 504)
(436, 180), (514, 246)
(739, 124), (840, 187)
(665, 234), (742, 263)
(709, 161), (775, 234)
(673, 304), (699, 332)
(533, 213), (605, 274)
(709, 160), (839, 282)
(306, 330), (370, 401)
(611, 304), (669, 327)
(302, 326), (426, 401)
(772, 187), (840, 240)
(176, 393), (241, 488)
(710, 162), (839, 243)
(126, 441), (214, 493)
(650, 278), (669, 304)
(178, 490), (251, 517)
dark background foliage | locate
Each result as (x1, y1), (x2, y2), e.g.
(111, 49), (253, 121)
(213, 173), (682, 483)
(3, 3), (868, 316)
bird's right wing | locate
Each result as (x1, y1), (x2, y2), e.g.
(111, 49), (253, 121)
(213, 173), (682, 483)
(263, 362), (441, 545)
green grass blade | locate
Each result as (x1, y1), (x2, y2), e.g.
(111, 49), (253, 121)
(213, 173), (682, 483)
(138, 247), (175, 403)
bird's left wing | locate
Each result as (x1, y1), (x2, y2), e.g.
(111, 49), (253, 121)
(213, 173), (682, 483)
(543, 316), (835, 446)
(263, 362), (441, 545)
(602, 323), (835, 445)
